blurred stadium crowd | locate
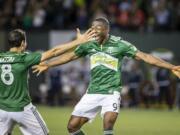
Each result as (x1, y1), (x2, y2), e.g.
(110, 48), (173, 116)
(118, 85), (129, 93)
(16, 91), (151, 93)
(0, 0), (180, 31)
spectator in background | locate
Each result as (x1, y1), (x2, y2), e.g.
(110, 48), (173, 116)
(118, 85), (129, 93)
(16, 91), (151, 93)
(176, 78), (180, 110)
(156, 67), (173, 109)
(14, 0), (28, 17)
(153, 0), (171, 31)
(176, 2), (180, 30)
(130, 2), (145, 31)
(62, 0), (76, 29)
(117, 0), (131, 29)
(106, 1), (117, 29)
(141, 80), (158, 108)
(14, 0), (28, 28)
(0, 0), (180, 31)
(32, 2), (46, 28)
(22, 6), (33, 29)
(51, 0), (65, 29)
(92, 8), (107, 23)
(63, 59), (89, 97)
(48, 68), (63, 106)
(147, 10), (156, 32)
(128, 61), (144, 107)
(76, 6), (88, 29)
(1, 0), (13, 29)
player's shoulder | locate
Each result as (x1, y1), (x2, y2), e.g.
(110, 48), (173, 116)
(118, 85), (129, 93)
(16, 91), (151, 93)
(16, 51), (30, 58)
(109, 35), (133, 47)
(78, 41), (95, 49)
(12, 52), (34, 62)
(24, 51), (30, 54)
(0, 51), (26, 57)
(0, 51), (10, 55)
(109, 35), (122, 43)
(86, 40), (97, 45)
(0, 52), (5, 56)
(23, 51), (42, 61)
(23, 51), (40, 56)
(119, 39), (132, 47)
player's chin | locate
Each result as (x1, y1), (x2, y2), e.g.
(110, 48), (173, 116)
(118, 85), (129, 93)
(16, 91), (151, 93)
(95, 36), (101, 40)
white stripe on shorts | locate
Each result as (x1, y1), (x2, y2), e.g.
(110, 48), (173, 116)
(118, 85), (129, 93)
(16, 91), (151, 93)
(31, 107), (48, 135)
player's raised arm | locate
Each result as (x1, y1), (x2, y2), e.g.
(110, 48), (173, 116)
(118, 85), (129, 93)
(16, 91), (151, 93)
(40, 28), (95, 62)
(33, 50), (78, 75)
(135, 51), (180, 78)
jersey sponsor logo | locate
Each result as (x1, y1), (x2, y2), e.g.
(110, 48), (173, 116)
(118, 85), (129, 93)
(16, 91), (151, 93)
(90, 52), (118, 71)
(0, 57), (15, 63)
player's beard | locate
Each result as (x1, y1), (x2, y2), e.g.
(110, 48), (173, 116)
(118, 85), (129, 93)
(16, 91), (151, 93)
(95, 36), (102, 43)
(97, 34), (108, 44)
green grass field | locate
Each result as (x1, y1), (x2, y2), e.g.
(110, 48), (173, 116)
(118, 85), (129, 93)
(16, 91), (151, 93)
(13, 106), (180, 135)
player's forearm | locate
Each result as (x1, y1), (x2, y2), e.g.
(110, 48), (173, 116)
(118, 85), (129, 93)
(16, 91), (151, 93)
(46, 52), (78, 68)
(41, 39), (81, 62)
(148, 56), (174, 70)
(136, 52), (174, 70)
(47, 58), (70, 68)
(53, 39), (81, 56)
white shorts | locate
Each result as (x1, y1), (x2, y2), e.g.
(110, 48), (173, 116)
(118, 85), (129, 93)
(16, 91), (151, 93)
(72, 91), (121, 121)
(0, 103), (49, 135)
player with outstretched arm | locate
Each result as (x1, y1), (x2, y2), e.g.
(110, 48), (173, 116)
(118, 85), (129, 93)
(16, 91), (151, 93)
(33, 17), (180, 135)
(0, 28), (95, 135)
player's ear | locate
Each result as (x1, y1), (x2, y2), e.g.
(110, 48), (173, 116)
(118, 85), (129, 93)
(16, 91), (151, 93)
(20, 40), (26, 51)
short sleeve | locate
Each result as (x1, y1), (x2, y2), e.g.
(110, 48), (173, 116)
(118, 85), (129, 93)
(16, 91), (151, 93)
(74, 43), (89, 57)
(121, 40), (138, 58)
(24, 52), (42, 67)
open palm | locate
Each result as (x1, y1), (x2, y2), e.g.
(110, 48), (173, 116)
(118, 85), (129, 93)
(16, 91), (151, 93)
(76, 28), (95, 43)
(32, 64), (48, 76)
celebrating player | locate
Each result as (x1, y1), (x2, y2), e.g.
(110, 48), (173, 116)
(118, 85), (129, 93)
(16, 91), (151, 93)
(0, 28), (95, 135)
(33, 17), (180, 135)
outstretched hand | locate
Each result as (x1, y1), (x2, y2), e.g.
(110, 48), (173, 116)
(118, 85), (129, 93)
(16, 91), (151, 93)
(76, 28), (96, 44)
(172, 66), (180, 79)
(32, 63), (49, 76)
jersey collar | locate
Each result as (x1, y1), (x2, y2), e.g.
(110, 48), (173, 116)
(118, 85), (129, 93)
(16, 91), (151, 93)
(94, 35), (111, 46)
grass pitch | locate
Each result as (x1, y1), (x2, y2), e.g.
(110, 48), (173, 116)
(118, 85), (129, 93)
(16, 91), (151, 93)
(13, 106), (180, 135)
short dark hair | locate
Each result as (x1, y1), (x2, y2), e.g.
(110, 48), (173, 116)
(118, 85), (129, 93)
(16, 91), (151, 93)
(94, 17), (110, 29)
(8, 29), (26, 47)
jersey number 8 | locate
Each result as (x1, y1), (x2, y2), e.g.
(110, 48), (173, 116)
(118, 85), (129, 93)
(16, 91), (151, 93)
(1, 64), (14, 85)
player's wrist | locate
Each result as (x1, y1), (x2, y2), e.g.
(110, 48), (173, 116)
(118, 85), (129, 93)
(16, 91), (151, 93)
(43, 61), (50, 68)
(75, 38), (82, 45)
(170, 65), (176, 70)
(171, 65), (180, 71)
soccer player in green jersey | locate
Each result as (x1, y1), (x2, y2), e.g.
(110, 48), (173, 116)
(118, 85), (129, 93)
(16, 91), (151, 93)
(0, 28), (95, 135)
(33, 17), (180, 135)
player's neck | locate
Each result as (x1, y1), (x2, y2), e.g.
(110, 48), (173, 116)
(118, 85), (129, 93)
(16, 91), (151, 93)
(9, 47), (23, 53)
(98, 34), (109, 45)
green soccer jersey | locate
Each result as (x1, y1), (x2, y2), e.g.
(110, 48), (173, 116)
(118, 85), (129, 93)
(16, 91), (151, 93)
(75, 35), (138, 94)
(0, 51), (41, 111)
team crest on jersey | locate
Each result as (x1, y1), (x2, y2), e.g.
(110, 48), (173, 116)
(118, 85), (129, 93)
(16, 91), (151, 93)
(90, 52), (118, 71)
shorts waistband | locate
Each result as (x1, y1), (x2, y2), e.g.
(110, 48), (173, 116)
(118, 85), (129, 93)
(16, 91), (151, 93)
(113, 91), (120, 95)
(24, 103), (34, 110)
